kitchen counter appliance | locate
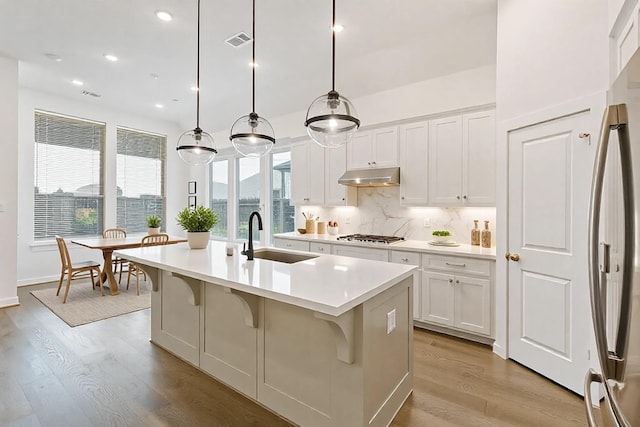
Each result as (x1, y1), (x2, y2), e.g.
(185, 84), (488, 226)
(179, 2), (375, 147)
(336, 234), (405, 245)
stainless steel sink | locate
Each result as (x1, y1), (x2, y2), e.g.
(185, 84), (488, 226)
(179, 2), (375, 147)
(253, 249), (318, 264)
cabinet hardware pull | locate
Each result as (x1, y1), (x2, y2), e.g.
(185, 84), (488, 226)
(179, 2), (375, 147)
(372, 161), (376, 165)
(401, 196), (405, 200)
(286, 244), (291, 247)
(448, 278), (453, 284)
(579, 132), (591, 138)
(445, 262), (466, 267)
(342, 198), (345, 201)
(456, 280), (460, 284)
(367, 162), (371, 165)
(457, 195), (461, 200)
(509, 253), (520, 262)
(401, 258), (408, 262)
(463, 195), (467, 199)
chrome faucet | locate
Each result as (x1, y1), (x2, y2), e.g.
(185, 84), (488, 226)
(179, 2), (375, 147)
(242, 211), (263, 260)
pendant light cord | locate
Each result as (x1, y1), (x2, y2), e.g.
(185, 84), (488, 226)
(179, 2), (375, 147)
(331, 0), (336, 91)
(252, 0), (256, 114)
(196, 0), (201, 129)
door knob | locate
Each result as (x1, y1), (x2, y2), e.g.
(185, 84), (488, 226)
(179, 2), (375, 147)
(505, 252), (510, 260)
(509, 253), (520, 262)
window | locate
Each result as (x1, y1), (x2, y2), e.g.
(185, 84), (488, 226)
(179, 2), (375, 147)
(210, 159), (228, 238)
(271, 151), (294, 237)
(34, 111), (105, 240)
(237, 156), (261, 241)
(116, 127), (166, 233)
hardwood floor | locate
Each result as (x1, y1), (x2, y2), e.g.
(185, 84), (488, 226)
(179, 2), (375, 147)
(1, 283), (590, 426)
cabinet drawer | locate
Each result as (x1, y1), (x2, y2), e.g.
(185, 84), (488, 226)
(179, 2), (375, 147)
(310, 242), (332, 254)
(390, 250), (420, 267)
(273, 239), (310, 252)
(333, 245), (389, 262)
(421, 254), (490, 277)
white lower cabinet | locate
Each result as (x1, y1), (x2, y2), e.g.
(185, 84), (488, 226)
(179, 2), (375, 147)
(331, 245), (389, 262)
(390, 250), (421, 320)
(273, 237), (494, 337)
(273, 238), (310, 252)
(309, 242), (331, 254)
(420, 254), (493, 337)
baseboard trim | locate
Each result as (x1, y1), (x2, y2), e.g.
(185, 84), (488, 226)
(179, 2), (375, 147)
(413, 320), (494, 346)
(0, 296), (20, 308)
(18, 276), (58, 287)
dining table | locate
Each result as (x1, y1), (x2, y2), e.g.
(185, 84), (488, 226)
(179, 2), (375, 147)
(71, 235), (187, 295)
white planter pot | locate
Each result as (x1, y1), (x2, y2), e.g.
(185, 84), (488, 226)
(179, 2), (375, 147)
(148, 227), (160, 235)
(187, 231), (210, 249)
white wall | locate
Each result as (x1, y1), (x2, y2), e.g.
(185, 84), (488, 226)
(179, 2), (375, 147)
(495, 0), (608, 357)
(18, 88), (187, 286)
(0, 57), (19, 307)
(213, 64), (497, 146)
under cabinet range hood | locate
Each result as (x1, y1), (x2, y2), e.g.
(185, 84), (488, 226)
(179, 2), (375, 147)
(338, 167), (400, 187)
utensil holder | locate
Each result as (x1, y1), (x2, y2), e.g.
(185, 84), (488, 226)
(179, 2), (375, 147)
(305, 219), (316, 234)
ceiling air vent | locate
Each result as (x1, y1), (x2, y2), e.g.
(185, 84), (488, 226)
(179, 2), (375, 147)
(225, 32), (252, 48)
(81, 90), (101, 98)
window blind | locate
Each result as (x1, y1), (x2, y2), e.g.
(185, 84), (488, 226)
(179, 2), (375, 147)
(34, 111), (105, 240)
(116, 127), (166, 233)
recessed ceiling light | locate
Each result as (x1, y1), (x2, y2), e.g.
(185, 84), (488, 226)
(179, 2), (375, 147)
(155, 103), (164, 109)
(71, 79), (84, 86)
(150, 73), (159, 80)
(155, 10), (173, 21)
(332, 24), (344, 32)
(104, 54), (118, 62)
(190, 86), (199, 91)
(45, 53), (62, 62)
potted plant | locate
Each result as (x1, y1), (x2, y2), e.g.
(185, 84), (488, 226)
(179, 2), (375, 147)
(176, 205), (217, 249)
(147, 215), (161, 235)
(432, 229), (452, 243)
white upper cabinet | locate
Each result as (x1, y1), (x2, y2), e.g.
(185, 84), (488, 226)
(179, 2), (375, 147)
(324, 144), (357, 206)
(428, 109), (495, 207)
(347, 126), (399, 170)
(291, 140), (325, 206)
(463, 110), (496, 205)
(428, 116), (463, 205)
(399, 121), (429, 206)
(610, 2), (640, 81)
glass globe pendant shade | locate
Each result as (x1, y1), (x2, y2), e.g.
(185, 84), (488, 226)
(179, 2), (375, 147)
(230, 112), (275, 158)
(304, 90), (360, 148)
(176, 127), (217, 166)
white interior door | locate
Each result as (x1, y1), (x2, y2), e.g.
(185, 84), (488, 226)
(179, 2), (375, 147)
(507, 109), (595, 395)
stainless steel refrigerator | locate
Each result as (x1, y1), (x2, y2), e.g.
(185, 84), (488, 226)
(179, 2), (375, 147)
(584, 49), (640, 426)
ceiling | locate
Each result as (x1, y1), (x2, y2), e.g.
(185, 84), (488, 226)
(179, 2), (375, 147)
(0, 0), (497, 138)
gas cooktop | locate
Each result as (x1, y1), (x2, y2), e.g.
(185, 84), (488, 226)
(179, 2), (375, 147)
(335, 234), (405, 245)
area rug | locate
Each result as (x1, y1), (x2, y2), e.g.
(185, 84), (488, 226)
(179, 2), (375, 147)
(31, 281), (150, 327)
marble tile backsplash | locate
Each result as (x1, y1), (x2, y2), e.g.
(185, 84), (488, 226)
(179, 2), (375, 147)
(295, 187), (497, 246)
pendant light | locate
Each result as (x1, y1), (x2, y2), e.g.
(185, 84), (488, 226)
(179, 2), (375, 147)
(229, 0), (275, 158)
(304, 0), (360, 148)
(176, 0), (217, 166)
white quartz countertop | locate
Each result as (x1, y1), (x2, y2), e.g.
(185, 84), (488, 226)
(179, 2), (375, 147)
(115, 241), (416, 317)
(273, 232), (497, 260)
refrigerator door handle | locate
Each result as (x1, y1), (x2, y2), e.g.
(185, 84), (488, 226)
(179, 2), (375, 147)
(589, 105), (619, 378)
(612, 107), (636, 370)
(584, 369), (603, 427)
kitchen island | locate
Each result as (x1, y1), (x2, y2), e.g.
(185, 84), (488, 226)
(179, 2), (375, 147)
(115, 241), (416, 427)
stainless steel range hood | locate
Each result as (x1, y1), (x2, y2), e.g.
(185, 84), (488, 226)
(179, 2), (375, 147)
(338, 167), (400, 187)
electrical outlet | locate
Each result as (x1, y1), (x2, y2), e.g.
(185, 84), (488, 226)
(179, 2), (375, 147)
(345, 217), (351, 224)
(387, 309), (396, 334)
(423, 218), (431, 227)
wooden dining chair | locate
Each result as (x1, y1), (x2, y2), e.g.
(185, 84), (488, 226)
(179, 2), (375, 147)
(102, 228), (127, 284)
(55, 236), (104, 303)
(127, 233), (169, 296)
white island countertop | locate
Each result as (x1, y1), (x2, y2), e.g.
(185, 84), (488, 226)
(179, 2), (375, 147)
(274, 232), (497, 260)
(115, 241), (416, 317)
